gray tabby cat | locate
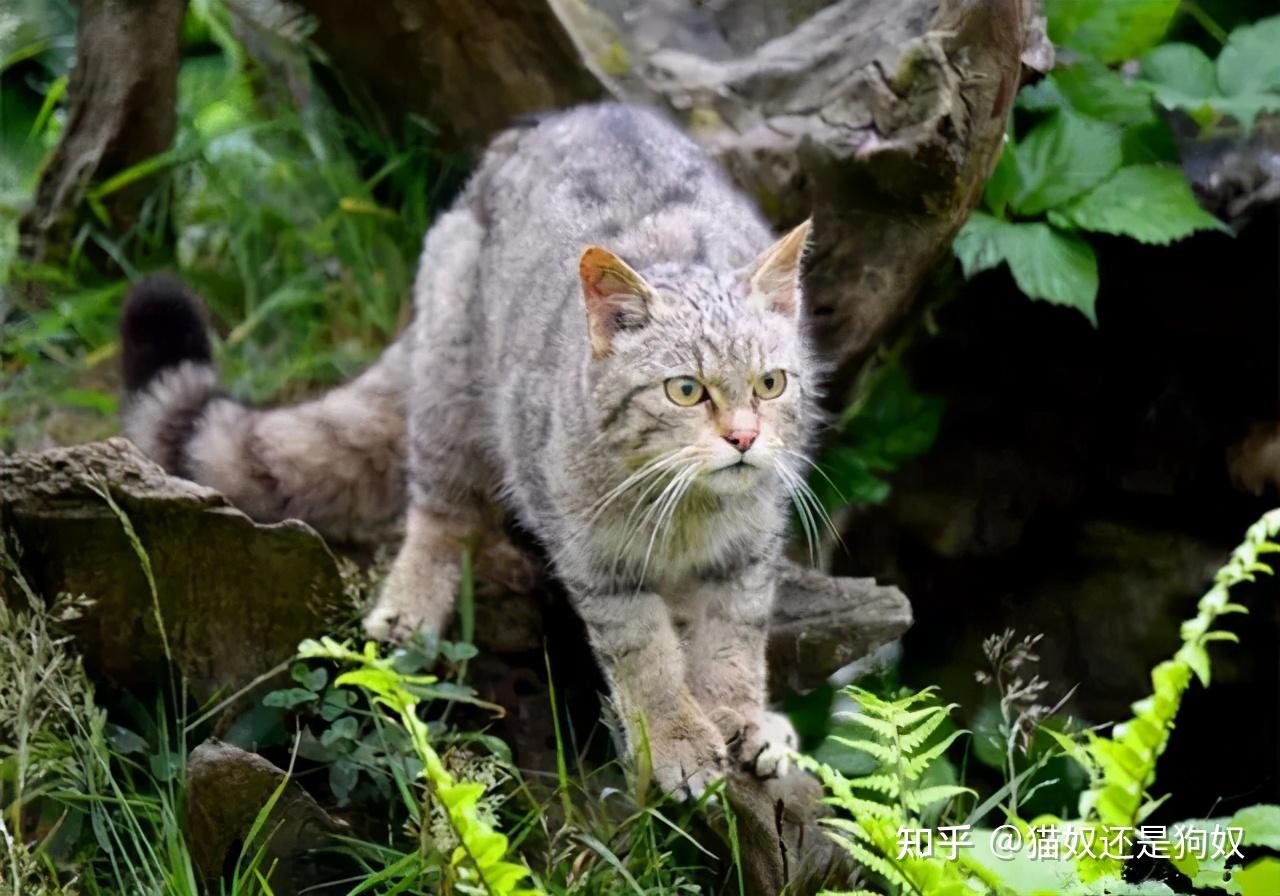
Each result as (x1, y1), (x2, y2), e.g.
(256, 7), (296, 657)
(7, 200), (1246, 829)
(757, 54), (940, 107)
(121, 103), (820, 797)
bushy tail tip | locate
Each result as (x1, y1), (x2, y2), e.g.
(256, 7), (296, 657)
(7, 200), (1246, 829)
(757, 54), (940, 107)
(120, 275), (213, 393)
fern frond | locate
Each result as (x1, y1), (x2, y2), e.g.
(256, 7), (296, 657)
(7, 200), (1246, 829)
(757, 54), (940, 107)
(899, 704), (958, 753)
(903, 729), (969, 779)
(829, 735), (898, 765)
(847, 772), (900, 797)
(1062, 508), (1279, 882)
(903, 784), (975, 813)
(821, 819), (914, 890)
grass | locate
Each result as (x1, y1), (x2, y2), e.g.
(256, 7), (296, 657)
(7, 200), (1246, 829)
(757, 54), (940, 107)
(0, 523), (736, 896)
(0, 0), (457, 449)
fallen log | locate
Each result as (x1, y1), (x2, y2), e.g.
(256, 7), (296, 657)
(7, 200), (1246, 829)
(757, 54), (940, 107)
(1, 438), (910, 702)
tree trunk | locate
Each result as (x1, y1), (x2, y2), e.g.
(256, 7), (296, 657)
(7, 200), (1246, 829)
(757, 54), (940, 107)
(17, 0), (187, 270)
(294, 0), (1046, 376)
(293, 0), (602, 148)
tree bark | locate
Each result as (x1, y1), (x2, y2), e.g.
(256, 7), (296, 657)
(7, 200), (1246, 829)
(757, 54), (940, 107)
(293, 0), (1045, 376)
(17, 0), (187, 270)
(0, 438), (909, 704)
(293, 0), (602, 148)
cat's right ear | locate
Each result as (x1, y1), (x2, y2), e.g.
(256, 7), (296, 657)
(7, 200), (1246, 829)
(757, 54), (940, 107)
(579, 247), (658, 359)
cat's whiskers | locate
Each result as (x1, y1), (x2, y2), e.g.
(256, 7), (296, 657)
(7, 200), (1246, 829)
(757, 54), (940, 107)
(607, 455), (706, 584)
(636, 462), (703, 588)
(780, 448), (847, 506)
(608, 458), (699, 579)
(775, 462), (819, 564)
(775, 455), (845, 558)
(563, 447), (699, 551)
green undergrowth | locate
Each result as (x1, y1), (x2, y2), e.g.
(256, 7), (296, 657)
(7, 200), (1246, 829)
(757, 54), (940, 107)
(1, 0), (456, 448)
(953, 1), (1280, 322)
(802, 509), (1280, 896)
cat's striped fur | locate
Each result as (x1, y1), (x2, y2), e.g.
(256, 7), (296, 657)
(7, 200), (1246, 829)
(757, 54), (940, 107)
(121, 104), (820, 797)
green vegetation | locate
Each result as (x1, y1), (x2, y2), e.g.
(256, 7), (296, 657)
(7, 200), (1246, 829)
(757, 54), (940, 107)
(7, 508), (1278, 893)
(1, 0), (450, 447)
(4, 1), (1280, 894)
(801, 509), (1280, 896)
(953, 2), (1280, 322)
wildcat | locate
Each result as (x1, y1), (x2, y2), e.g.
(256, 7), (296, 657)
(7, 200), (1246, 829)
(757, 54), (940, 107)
(121, 103), (820, 797)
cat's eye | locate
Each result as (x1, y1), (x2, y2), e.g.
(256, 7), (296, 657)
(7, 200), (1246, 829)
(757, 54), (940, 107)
(664, 376), (706, 407)
(755, 370), (787, 400)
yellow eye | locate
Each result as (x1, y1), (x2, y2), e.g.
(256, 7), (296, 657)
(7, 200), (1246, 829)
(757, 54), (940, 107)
(755, 370), (787, 400)
(664, 376), (706, 407)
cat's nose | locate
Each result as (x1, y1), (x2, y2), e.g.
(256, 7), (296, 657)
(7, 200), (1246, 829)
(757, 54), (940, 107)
(724, 429), (758, 453)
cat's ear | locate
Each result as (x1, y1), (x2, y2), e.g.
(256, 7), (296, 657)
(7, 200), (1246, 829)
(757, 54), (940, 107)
(745, 218), (812, 318)
(580, 246), (659, 359)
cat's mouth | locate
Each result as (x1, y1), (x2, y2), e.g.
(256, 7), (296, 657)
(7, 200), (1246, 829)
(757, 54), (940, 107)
(703, 458), (764, 494)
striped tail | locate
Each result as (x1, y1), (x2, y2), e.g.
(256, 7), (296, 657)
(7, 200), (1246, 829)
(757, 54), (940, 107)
(119, 276), (410, 540)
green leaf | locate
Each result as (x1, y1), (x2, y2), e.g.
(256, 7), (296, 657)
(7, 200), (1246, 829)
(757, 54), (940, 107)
(262, 687), (318, 709)
(1141, 43), (1218, 98)
(1232, 804), (1280, 850)
(329, 758), (360, 806)
(1052, 164), (1228, 244)
(954, 213), (1100, 322)
(320, 715), (359, 747)
(105, 723), (149, 756)
(291, 661), (328, 692)
(1017, 77), (1066, 113)
(811, 362), (942, 512)
(319, 688), (356, 721)
(1050, 61), (1158, 124)
(1217, 16), (1280, 97)
(1012, 112), (1123, 216)
(1121, 120), (1178, 165)
(1046, 0), (1180, 64)
(1238, 857), (1280, 896)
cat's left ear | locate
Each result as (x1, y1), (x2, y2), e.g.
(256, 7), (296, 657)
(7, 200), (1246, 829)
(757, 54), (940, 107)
(744, 218), (812, 318)
(580, 247), (660, 360)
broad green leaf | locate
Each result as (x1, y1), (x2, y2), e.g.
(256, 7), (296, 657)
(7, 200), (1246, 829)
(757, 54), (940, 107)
(1051, 61), (1157, 124)
(1232, 804), (1280, 850)
(1008, 228), (1099, 319)
(1012, 112), (1123, 216)
(1052, 164), (1227, 244)
(954, 213), (1100, 322)
(1141, 43), (1218, 98)
(954, 211), (1012, 278)
(1046, 0), (1181, 64)
(291, 661), (327, 692)
(1017, 77), (1068, 113)
(329, 758), (360, 805)
(1238, 857), (1280, 896)
(262, 686), (318, 709)
(1121, 120), (1178, 164)
(1217, 16), (1280, 97)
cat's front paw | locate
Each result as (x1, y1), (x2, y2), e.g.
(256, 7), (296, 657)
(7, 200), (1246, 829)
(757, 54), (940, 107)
(647, 712), (729, 801)
(362, 563), (456, 643)
(715, 708), (798, 778)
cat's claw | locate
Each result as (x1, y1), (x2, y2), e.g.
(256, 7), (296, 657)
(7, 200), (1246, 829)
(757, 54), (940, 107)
(714, 707), (798, 779)
(746, 710), (798, 778)
(362, 602), (437, 643)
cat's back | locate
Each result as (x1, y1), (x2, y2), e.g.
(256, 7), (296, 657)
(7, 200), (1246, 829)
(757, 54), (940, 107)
(462, 104), (772, 355)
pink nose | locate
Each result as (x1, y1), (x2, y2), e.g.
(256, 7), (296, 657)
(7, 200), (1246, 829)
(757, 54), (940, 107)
(724, 429), (758, 453)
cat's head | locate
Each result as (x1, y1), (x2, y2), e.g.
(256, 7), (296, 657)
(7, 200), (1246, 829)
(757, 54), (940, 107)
(580, 220), (816, 499)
